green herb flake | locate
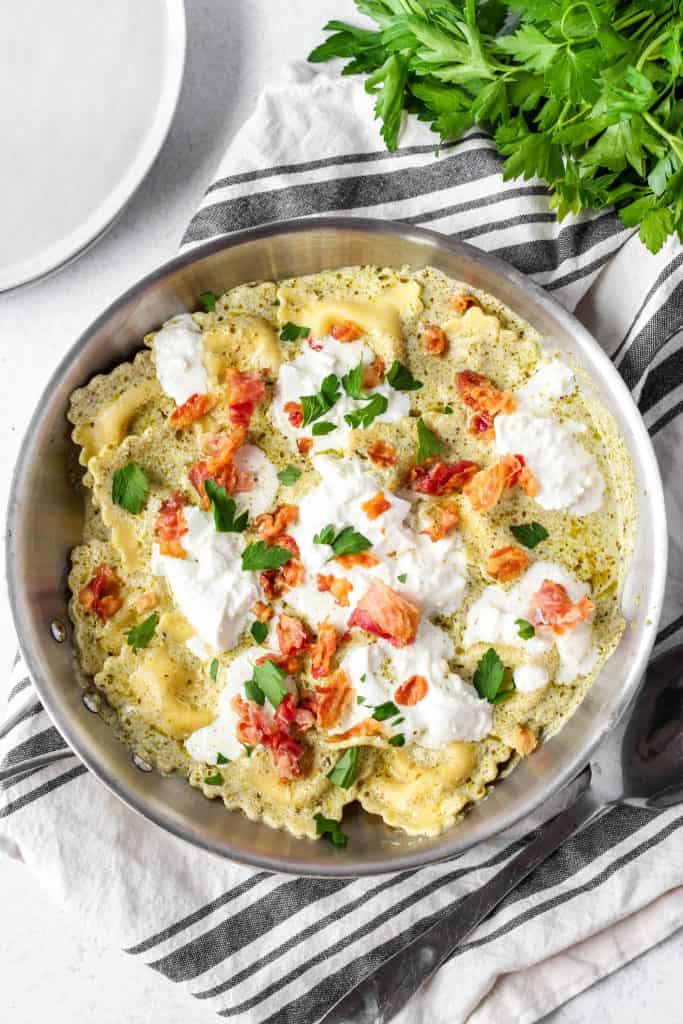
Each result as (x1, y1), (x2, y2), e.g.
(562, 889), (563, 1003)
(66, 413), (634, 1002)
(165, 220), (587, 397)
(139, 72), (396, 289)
(397, 573), (407, 584)
(280, 322), (311, 341)
(372, 700), (400, 722)
(205, 479), (249, 533)
(199, 291), (216, 313)
(125, 613), (159, 652)
(388, 733), (405, 747)
(251, 620), (268, 643)
(216, 752), (229, 765)
(443, 405), (454, 414)
(473, 648), (506, 704)
(301, 374), (341, 426)
(243, 744), (254, 757)
(204, 771), (223, 786)
(516, 618), (536, 640)
(314, 812), (348, 848)
(277, 465), (302, 486)
(314, 524), (372, 560)
(245, 678), (265, 705)
(510, 521), (549, 549)
(342, 363), (371, 401)
(242, 541), (293, 572)
(210, 658), (219, 681)
(327, 747), (359, 789)
(416, 418), (445, 463)
(111, 463), (149, 515)
(344, 392), (389, 429)
(312, 420), (338, 436)
(387, 360), (423, 392)
(252, 659), (289, 708)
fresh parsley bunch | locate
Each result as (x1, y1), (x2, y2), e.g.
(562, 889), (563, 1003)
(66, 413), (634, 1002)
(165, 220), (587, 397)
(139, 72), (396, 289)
(309, 0), (683, 253)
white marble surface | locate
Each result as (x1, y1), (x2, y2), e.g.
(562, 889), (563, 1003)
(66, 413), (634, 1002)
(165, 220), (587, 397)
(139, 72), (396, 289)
(0, 0), (679, 1020)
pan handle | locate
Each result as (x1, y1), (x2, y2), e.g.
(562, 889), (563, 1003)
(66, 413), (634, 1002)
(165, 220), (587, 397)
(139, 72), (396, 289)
(0, 694), (75, 782)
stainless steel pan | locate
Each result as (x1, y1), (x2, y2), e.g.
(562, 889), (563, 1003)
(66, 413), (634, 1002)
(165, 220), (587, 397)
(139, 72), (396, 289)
(6, 217), (667, 876)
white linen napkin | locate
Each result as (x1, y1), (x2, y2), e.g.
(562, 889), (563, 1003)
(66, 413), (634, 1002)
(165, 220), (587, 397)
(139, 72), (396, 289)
(2, 67), (682, 1024)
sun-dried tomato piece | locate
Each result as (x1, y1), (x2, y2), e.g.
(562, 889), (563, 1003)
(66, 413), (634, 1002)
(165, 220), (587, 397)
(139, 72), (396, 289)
(317, 574), (354, 607)
(330, 321), (362, 343)
(251, 601), (273, 622)
(349, 580), (420, 648)
(333, 552), (380, 570)
(297, 437), (313, 456)
(463, 461), (513, 513)
(225, 368), (267, 428)
(284, 400), (304, 428)
(154, 492), (188, 558)
(310, 622), (339, 679)
(79, 563), (122, 621)
(450, 293), (480, 315)
(367, 440), (397, 467)
(362, 356), (386, 389)
(529, 580), (595, 636)
(254, 504), (298, 542)
(362, 491), (391, 520)
(316, 669), (354, 728)
(410, 459), (479, 496)
(277, 612), (310, 656)
(421, 502), (459, 542)
(395, 674), (429, 706)
(421, 324), (448, 356)
(170, 392), (216, 429)
(487, 545), (529, 582)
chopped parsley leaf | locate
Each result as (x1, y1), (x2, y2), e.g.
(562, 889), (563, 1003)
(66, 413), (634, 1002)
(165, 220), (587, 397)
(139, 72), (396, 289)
(397, 573), (407, 583)
(387, 360), (423, 391)
(112, 463), (149, 515)
(252, 659), (288, 708)
(314, 524), (372, 560)
(312, 420), (337, 436)
(243, 744), (254, 757)
(388, 733), (405, 747)
(199, 291), (216, 312)
(342, 363), (371, 400)
(280, 322), (311, 341)
(210, 658), (219, 681)
(344, 392), (388, 429)
(242, 541), (292, 571)
(125, 613), (159, 652)
(245, 678), (265, 705)
(301, 373), (340, 426)
(216, 752), (229, 765)
(516, 618), (536, 640)
(473, 648), (506, 703)
(372, 700), (400, 722)
(327, 747), (359, 789)
(251, 620), (268, 643)
(510, 521), (549, 549)
(205, 479), (249, 533)
(204, 771), (223, 786)
(443, 405), (454, 414)
(416, 418), (445, 463)
(277, 465), (302, 486)
(314, 812), (348, 848)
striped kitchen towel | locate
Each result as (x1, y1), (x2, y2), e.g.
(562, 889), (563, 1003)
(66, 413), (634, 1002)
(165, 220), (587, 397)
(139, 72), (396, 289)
(2, 66), (683, 1024)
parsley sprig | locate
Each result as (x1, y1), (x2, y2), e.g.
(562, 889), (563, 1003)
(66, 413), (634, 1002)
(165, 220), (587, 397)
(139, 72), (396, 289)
(310, 1), (683, 253)
(204, 480), (249, 533)
(473, 647), (516, 704)
(301, 373), (341, 427)
(125, 613), (159, 652)
(314, 523), (372, 560)
(112, 463), (149, 515)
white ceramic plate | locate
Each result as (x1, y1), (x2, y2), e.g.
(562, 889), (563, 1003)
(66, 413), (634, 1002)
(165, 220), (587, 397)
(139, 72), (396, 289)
(0, 0), (186, 292)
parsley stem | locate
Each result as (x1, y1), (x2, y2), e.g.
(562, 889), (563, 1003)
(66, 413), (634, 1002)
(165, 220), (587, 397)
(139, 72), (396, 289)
(636, 27), (675, 71)
(642, 113), (683, 161)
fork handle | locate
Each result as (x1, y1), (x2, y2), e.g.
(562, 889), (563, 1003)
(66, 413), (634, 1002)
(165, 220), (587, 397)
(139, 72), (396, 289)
(318, 773), (606, 1024)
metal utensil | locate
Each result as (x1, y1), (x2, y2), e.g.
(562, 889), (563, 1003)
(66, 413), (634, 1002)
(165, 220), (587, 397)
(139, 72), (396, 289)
(318, 644), (683, 1024)
(5, 218), (667, 874)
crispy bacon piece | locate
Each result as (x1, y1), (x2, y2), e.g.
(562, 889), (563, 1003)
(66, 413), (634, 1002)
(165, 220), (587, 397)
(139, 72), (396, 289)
(410, 459), (479, 496)
(421, 502), (459, 542)
(456, 371), (515, 430)
(310, 622), (339, 679)
(154, 491), (188, 558)
(487, 545), (529, 582)
(463, 462), (512, 513)
(277, 612), (310, 656)
(500, 453), (540, 498)
(330, 719), (384, 742)
(189, 427), (249, 507)
(395, 675), (429, 706)
(260, 534), (304, 599)
(297, 437), (313, 456)
(251, 601), (273, 622)
(333, 552), (380, 570)
(367, 440), (397, 467)
(307, 336), (323, 351)
(450, 293), (479, 315)
(512, 724), (538, 757)
(348, 580), (420, 648)
(468, 410), (495, 440)
(225, 368), (267, 428)
(136, 591), (157, 613)
(274, 692), (317, 734)
(362, 356), (385, 389)
(316, 669), (354, 728)
(330, 321), (362, 343)
(232, 693), (313, 781)
(529, 580), (595, 636)
(317, 574), (353, 607)
(255, 504), (298, 542)
(362, 491), (391, 520)
(270, 733), (306, 780)
(78, 563), (122, 621)
(232, 695), (271, 747)
(284, 400), (303, 428)
(170, 392), (216, 429)
(421, 324), (448, 356)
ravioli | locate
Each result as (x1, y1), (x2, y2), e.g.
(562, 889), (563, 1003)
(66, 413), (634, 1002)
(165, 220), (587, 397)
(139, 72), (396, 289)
(66, 265), (636, 842)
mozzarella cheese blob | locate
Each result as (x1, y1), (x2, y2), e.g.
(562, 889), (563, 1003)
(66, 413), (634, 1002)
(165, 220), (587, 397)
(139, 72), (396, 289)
(152, 314), (208, 405)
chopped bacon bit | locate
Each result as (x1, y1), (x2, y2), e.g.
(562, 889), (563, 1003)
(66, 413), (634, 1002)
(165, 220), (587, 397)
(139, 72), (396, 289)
(269, 732), (306, 780)
(251, 601), (273, 622)
(330, 321), (362, 343)
(284, 400), (304, 428)
(78, 563), (122, 621)
(421, 502), (459, 542)
(232, 695), (270, 747)
(395, 675), (429, 706)
(297, 437), (313, 456)
(232, 692), (313, 781)
(277, 612), (311, 656)
(362, 491), (391, 520)
(274, 692), (317, 734)
(316, 669), (354, 728)
(468, 410), (495, 440)
(500, 453), (525, 489)
(170, 392), (216, 429)
(154, 491), (188, 557)
(456, 371), (516, 424)
(225, 368), (267, 428)
(256, 650), (304, 676)
(136, 591), (157, 613)
(421, 324), (448, 356)
(362, 356), (386, 389)
(348, 580), (420, 648)
(512, 724), (538, 757)
(189, 427), (249, 507)
(529, 580), (595, 636)
(310, 622), (339, 679)
(260, 534), (304, 599)
(330, 718), (384, 742)
(487, 545), (530, 582)
(463, 462), (513, 513)
(254, 503), (298, 542)
(450, 293), (479, 315)
(307, 336), (323, 351)
(410, 459), (479, 496)
(518, 465), (539, 497)
(317, 574), (353, 607)
(205, 427), (247, 471)
(333, 552), (380, 570)
(367, 440), (397, 467)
